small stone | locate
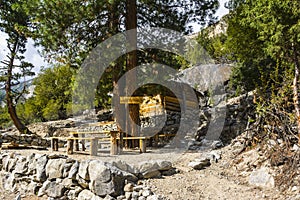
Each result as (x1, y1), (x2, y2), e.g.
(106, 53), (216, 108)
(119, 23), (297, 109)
(132, 191), (139, 199)
(249, 167), (275, 188)
(125, 192), (132, 199)
(133, 185), (144, 192)
(208, 150), (222, 163)
(188, 158), (210, 170)
(117, 195), (126, 200)
(142, 189), (153, 197)
(291, 186), (298, 192)
(124, 183), (134, 192)
(292, 144), (300, 152)
(103, 195), (116, 200)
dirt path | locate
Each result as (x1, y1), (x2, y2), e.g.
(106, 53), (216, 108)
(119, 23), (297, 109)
(144, 151), (284, 200)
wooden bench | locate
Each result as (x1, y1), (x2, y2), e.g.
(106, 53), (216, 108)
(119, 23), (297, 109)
(51, 129), (120, 155)
(50, 136), (111, 156)
(115, 136), (151, 153)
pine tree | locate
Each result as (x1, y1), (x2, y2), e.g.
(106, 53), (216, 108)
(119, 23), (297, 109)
(0, 0), (35, 134)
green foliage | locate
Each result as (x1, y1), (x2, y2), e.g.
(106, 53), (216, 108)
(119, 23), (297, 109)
(16, 0), (220, 113)
(32, 65), (74, 120)
(0, 106), (12, 128)
(20, 0), (219, 67)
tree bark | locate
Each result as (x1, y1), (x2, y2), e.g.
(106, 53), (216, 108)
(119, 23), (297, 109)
(5, 37), (31, 135)
(126, 0), (140, 146)
(292, 44), (300, 144)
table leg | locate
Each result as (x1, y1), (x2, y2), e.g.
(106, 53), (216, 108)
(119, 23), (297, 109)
(67, 139), (74, 155)
(74, 133), (79, 151)
(110, 132), (118, 155)
(140, 139), (146, 153)
(90, 138), (98, 156)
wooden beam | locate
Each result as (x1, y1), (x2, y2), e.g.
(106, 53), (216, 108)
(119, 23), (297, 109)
(120, 96), (144, 104)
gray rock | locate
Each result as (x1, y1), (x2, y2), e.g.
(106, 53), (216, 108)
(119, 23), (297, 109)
(132, 191), (139, 199)
(5, 158), (17, 172)
(142, 189), (153, 197)
(47, 154), (68, 159)
(27, 181), (41, 194)
(108, 164), (138, 183)
(67, 186), (83, 200)
(161, 168), (177, 176)
(155, 160), (172, 171)
(89, 160), (111, 183)
(292, 144), (300, 152)
(88, 160), (113, 197)
(68, 161), (79, 180)
(14, 156), (29, 175)
(146, 195), (161, 200)
(103, 195), (116, 200)
(27, 154), (37, 175)
(78, 189), (103, 200)
(208, 150), (222, 163)
(211, 140), (223, 149)
(45, 158), (66, 179)
(3, 172), (16, 192)
(188, 158), (211, 170)
(249, 167), (275, 188)
(111, 160), (137, 175)
(38, 180), (66, 198)
(63, 162), (73, 178)
(137, 161), (165, 179)
(133, 186), (144, 192)
(125, 192), (132, 199)
(138, 197), (146, 200)
(78, 160), (90, 181)
(76, 174), (89, 189)
(62, 178), (78, 189)
(36, 155), (48, 182)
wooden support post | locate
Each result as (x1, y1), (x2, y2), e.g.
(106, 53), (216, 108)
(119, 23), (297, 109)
(90, 138), (98, 156)
(67, 139), (74, 155)
(110, 132), (118, 155)
(81, 134), (86, 151)
(153, 134), (159, 147)
(139, 138), (146, 153)
(74, 133), (79, 151)
(51, 138), (59, 151)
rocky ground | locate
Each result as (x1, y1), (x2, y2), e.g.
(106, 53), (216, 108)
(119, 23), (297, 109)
(1, 136), (298, 200)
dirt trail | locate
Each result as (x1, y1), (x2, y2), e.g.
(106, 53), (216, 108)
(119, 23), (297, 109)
(144, 151), (284, 200)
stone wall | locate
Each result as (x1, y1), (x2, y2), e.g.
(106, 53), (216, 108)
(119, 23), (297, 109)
(0, 152), (174, 199)
(0, 133), (50, 147)
(140, 91), (256, 145)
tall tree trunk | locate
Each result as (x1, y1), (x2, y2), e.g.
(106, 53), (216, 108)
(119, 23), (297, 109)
(292, 44), (300, 144)
(109, 2), (125, 152)
(126, 0), (140, 146)
(5, 38), (31, 135)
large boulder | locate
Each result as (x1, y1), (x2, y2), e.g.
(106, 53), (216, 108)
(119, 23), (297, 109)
(188, 157), (211, 170)
(88, 160), (114, 197)
(137, 160), (172, 179)
(13, 156), (28, 175)
(35, 155), (48, 182)
(68, 161), (79, 180)
(38, 180), (66, 198)
(45, 158), (66, 179)
(78, 160), (91, 181)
